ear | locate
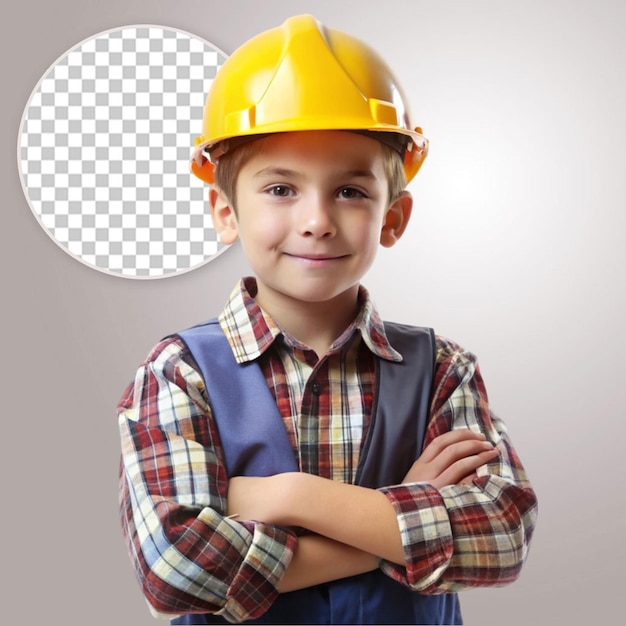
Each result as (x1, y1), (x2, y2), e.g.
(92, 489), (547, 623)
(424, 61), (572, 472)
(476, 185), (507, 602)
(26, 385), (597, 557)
(209, 187), (239, 245)
(380, 191), (413, 248)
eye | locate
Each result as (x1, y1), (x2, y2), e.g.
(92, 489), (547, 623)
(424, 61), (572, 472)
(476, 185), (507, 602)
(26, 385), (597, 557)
(266, 185), (294, 197)
(338, 187), (366, 200)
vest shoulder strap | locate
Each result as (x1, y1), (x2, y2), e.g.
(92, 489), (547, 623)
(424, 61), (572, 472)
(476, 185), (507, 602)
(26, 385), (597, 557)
(356, 322), (435, 487)
(178, 319), (298, 477)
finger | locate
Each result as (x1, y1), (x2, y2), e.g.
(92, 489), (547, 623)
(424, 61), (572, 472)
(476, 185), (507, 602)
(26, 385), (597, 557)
(435, 447), (499, 488)
(419, 429), (488, 463)
(426, 439), (496, 477)
(459, 472), (478, 485)
(403, 438), (495, 485)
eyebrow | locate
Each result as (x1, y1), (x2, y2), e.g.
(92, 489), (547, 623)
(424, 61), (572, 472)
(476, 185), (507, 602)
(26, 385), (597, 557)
(253, 167), (299, 179)
(343, 169), (378, 181)
(253, 166), (378, 181)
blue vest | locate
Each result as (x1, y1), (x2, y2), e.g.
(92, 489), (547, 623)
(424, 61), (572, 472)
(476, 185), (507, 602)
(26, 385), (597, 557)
(172, 319), (461, 625)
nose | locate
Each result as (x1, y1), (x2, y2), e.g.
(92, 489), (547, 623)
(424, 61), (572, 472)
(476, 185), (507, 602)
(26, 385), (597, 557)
(298, 194), (336, 239)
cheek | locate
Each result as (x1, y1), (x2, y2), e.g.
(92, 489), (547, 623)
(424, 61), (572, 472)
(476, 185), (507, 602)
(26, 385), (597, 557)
(349, 216), (384, 248)
(238, 216), (286, 250)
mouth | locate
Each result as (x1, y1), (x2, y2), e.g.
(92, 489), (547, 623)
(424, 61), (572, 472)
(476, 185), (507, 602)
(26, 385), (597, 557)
(285, 252), (348, 265)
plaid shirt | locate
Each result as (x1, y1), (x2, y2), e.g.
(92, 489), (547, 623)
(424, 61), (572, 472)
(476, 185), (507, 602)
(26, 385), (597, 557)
(118, 278), (537, 622)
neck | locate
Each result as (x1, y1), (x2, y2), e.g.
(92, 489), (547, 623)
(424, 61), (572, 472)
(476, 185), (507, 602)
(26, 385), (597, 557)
(255, 284), (361, 358)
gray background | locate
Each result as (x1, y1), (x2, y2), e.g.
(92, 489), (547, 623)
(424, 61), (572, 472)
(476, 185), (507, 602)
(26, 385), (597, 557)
(3, 0), (624, 624)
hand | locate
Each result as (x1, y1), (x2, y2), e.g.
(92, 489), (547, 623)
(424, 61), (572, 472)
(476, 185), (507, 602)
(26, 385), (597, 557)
(403, 429), (499, 489)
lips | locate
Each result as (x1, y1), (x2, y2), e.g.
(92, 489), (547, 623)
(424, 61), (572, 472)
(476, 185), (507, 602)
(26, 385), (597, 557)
(286, 252), (347, 261)
(283, 252), (349, 269)
(285, 252), (347, 261)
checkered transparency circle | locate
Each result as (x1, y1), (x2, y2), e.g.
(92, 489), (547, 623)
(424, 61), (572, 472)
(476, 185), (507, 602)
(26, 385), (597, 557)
(18, 25), (229, 279)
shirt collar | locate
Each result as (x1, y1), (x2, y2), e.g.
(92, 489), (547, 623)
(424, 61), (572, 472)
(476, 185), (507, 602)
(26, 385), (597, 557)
(218, 277), (402, 364)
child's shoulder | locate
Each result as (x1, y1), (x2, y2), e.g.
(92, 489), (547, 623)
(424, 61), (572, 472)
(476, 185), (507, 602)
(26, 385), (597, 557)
(139, 333), (193, 371)
(383, 320), (474, 363)
(434, 333), (475, 361)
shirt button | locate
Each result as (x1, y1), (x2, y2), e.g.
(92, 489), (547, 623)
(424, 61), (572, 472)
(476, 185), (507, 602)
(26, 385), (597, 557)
(311, 381), (321, 396)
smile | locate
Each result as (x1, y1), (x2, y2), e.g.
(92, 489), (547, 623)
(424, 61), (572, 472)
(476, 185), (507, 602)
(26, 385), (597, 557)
(285, 253), (348, 265)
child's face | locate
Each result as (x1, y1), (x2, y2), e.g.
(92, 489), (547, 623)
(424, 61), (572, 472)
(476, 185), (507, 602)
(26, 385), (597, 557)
(211, 130), (411, 313)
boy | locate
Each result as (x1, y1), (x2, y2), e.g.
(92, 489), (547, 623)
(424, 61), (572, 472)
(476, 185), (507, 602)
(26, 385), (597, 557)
(118, 14), (537, 625)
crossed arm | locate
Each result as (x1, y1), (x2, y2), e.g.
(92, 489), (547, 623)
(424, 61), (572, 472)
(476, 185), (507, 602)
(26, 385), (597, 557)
(227, 429), (499, 592)
(119, 337), (537, 619)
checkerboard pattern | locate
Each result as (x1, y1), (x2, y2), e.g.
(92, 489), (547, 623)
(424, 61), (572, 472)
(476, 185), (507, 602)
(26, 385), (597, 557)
(18, 25), (228, 278)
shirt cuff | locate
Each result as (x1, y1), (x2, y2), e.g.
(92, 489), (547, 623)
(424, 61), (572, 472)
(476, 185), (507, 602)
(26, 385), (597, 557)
(220, 522), (298, 622)
(378, 483), (453, 590)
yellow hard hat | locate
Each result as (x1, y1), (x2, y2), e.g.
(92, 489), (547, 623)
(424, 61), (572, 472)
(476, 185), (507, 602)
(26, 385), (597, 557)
(191, 14), (428, 184)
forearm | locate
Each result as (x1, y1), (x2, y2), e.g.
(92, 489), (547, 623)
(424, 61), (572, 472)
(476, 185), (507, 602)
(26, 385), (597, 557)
(229, 472), (406, 564)
(279, 534), (378, 593)
(289, 474), (406, 563)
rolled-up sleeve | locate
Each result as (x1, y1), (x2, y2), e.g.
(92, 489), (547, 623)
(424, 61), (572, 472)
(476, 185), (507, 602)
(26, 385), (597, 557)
(379, 337), (538, 592)
(118, 338), (296, 622)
